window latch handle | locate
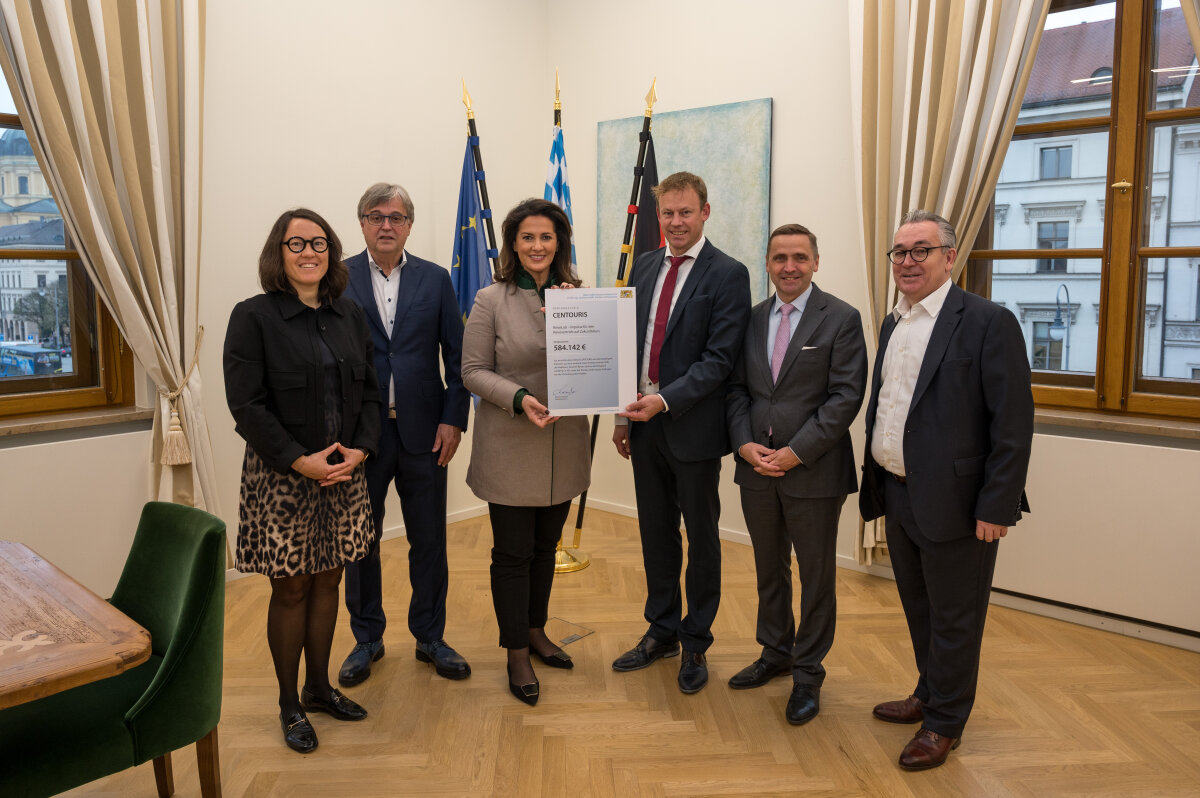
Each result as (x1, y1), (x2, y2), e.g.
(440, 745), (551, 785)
(1111, 180), (1132, 194)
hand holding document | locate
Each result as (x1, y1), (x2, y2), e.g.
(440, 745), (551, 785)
(545, 287), (637, 415)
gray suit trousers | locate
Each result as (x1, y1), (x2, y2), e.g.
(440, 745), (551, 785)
(739, 484), (844, 686)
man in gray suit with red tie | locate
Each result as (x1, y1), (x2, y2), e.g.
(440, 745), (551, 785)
(861, 209), (1033, 770)
(610, 171), (751, 694)
(725, 223), (867, 725)
(338, 183), (472, 686)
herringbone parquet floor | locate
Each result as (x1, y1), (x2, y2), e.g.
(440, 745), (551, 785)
(65, 509), (1200, 797)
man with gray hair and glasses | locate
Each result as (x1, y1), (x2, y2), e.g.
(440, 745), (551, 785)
(860, 209), (1033, 770)
(339, 183), (472, 686)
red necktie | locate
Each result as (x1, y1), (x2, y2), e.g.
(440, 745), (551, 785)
(648, 255), (689, 384)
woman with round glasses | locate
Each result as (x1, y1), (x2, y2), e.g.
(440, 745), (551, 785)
(224, 208), (380, 753)
(461, 198), (590, 706)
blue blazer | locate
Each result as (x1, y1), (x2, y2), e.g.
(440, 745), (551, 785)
(343, 250), (470, 454)
(628, 239), (751, 462)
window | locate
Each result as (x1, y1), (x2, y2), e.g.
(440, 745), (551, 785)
(1036, 221), (1069, 271)
(1040, 145), (1072, 179)
(0, 80), (131, 418)
(969, 0), (1200, 420)
(1032, 321), (1065, 369)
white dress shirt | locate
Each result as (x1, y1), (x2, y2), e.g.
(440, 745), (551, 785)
(766, 283), (813, 361)
(870, 278), (953, 477)
(368, 250), (407, 407)
(637, 235), (707, 397)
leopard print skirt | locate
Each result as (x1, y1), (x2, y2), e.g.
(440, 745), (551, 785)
(235, 445), (373, 577)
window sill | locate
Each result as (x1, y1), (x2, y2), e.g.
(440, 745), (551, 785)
(1036, 407), (1200, 442)
(0, 406), (154, 439)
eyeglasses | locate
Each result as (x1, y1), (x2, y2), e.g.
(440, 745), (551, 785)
(886, 245), (950, 265)
(361, 212), (411, 227)
(283, 236), (329, 254)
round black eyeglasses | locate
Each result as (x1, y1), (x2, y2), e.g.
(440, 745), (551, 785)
(886, 245), (949, 265)
(283, 236), (329, 254)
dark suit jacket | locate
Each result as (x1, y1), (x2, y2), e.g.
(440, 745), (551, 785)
(859, 284), (1034, 541)
(727, 284), (867, 499)
(224, 291), (381, 473)
(628, 240), (751, 462)
(343, 251), (470, 454)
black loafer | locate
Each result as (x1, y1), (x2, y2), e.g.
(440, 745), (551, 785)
(728, 657), (792, 690)
(535, 648), (574, 669)
(612, 634), (681, 672)
(507, 663), (539, 706)
(280, 711), (317, 753)
(415, 639), (472, 680)
(300, 686), (368, 721)
(785, 684), (820, 726)
(678, 650), (709, 694)
(338, 640), (384, 687)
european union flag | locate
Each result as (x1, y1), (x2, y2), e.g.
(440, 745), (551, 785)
(451, 137), (493, 320)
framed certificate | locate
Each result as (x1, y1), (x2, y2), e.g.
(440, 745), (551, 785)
(544, 287), (637, 415)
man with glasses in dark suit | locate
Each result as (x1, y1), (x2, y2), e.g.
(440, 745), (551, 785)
(339, 183), (471, 687)
(861, 209), (1033, 770)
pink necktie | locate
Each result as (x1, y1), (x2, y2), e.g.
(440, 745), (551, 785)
(771, 303), (794, 383)
(648, 255), (689, 384)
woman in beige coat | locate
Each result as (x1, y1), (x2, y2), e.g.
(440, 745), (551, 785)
(462, 198), (590, 706)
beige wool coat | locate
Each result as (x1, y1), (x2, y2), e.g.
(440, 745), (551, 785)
(462, 281), (591, 507)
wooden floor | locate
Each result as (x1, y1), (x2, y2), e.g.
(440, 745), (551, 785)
(66, 509), (1200, 797)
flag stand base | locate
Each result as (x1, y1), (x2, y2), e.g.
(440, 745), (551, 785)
(554, 546), (590, 573)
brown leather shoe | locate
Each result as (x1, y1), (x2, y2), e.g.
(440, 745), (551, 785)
(872, 694), (924, 724)
(898, 727), (961, 771)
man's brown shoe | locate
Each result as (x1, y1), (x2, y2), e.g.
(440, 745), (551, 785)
(898, 727), (960, 771)
(872, 694), (924, 724)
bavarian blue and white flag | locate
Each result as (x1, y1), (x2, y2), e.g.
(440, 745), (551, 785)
(544, 125), (577, 268)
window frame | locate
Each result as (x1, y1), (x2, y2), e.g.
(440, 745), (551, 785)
(968, 0), (1200, 421)
(0, 110), (132, 420)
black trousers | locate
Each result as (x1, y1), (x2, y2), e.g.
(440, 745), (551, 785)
(883, 475), (998, 738)
(487, 500), (571, 649)
(740, 486), (844, 687)
(344, 419), (449, 645)
(629, 415), (722, 654)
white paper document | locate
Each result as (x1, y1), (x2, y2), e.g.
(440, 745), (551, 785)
(544, 287), (637, 415)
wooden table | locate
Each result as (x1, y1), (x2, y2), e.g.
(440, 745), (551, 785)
(0, 541), (151, 710)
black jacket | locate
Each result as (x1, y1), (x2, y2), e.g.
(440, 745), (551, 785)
(860, 284), (1033, 539)
(224, 291), (381, 473)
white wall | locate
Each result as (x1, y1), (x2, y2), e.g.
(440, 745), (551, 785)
(546, 0), (871, 566)
(2, 1), (1197, 637)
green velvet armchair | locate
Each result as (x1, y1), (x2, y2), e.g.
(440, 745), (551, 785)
(0, 501), (226, 797)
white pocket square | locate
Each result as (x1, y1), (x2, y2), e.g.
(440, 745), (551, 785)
(801, 345), (819, 350)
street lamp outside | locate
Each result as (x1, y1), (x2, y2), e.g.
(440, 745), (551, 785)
(1048, 283), (1070, 371)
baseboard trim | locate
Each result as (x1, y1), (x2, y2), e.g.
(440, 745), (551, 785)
(834, 554), (1199, 653)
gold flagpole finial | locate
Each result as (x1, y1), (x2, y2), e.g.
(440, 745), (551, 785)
(644, 77), (658, 117)
(555, 68), (562, 112)
(462, 79), (474, 120)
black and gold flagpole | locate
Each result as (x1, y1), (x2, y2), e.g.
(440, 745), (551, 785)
(561, 79), (659, 572)
(616, 78), (657, 286)
(554, 69), (591, 573)
(463, 80), (500, 274)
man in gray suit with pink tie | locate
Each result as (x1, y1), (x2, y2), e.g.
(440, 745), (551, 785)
(725, 223), (867, 725)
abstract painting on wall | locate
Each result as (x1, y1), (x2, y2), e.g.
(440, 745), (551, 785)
(596, 98), (772, 300)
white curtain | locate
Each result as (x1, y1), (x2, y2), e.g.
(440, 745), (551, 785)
(1181, 1), (1200, 60)
(0, 0), (216, 511)
(849, 0), (1049, 564)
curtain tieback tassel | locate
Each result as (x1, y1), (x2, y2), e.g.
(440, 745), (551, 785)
(158, 326), (204, 466)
